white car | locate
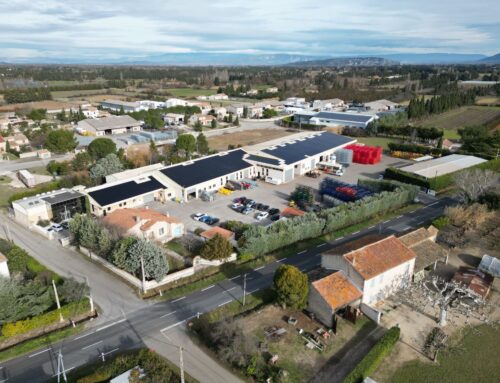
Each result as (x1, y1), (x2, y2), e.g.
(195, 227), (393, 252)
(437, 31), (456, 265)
(193, 213), (207, 221)
(256, 211), (269, 221)
(231, 203), (243, 210)
(51, 223), (63, 232)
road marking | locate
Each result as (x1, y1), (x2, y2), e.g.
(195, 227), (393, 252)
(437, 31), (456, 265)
(52, 367), (75, 377)
(102, 348), (119, 356)
(82, 340), (103, 350)
(368, 225), (375, 229)
(397, 215), (403, 218)
(28, 348), (51, 358)
(298, 250), (307, 254)
(351, 231), (360, 235)
(218, 300), (232, 307)
(383, 220), (391, 224)
(96, 318), (126, 332)
(160, 310), (177, 319)
(229, 275), (241, 280)
(335, 236), (344, 241)
(0, 379), (7, 383)
(316, 243), (326, 248)
(254, 266), (265, 271)
(226, 286), (237, 291)
(417, 221), (424, 225)
(247, 288), (260, 294)
(410, 210), (417, 213)
(276, 259), (285, 262)
(428, 202), (438, 207)
(74, 332), (93, 341)
(171, 296), (186, 303)
(161, 320), (186, 332)
(201, 285), (214, 291)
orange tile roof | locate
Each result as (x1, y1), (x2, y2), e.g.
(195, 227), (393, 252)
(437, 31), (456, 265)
(200, 226), (234, 241)
(281, 207), (305, 217)
(103, 208), (181, 232)
(0, 252), (7, 262)
(344, 235), (416, 280)
(399, 226), (437, 247)
(312, 271), (362, 310)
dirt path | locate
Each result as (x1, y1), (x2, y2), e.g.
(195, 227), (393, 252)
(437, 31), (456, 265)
(310, 326), (386, 383)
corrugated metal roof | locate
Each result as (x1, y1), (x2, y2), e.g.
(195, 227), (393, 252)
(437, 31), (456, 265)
(314, 112), (374, 123)
(399, 154), (487, 179)
(82, 115), (140, 131)
(478, 254), (500, 278)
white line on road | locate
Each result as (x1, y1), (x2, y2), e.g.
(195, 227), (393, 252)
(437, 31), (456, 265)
(247, 289), (260, 294)
(52, 367), (75, 377)
(417, 221), (424, 225)
(229, 275), (241, 280)
(276, 259), (285, 262)
(82, 341), (103, 350)
(352, 231), (360, 235)
(28, 348), (51, 358)
(428, 202), (438, 207)
(410, 210), (416, 213)
(171, 296), (186, 303)
(397, 215), (403, 218)
(383, 220), (391, 224)
(316, 243), (326, 248)
(226, 286), (237, 292)
(335, 236), (344, 241)
(368, 225), (375, 229)
(95, 318), (126, 332)
(201, 285), (214, 291)
(161, 320), (185, 332)
(298, 250), (307, 254)
(160, 310), (177, 319)
(74, 332), (93, 341)
(254, 266), (265, 271)
(218, 300), (232, 307)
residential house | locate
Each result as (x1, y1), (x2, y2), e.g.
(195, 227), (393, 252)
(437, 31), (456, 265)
(189, 114), (216, 127)
(77, 115), (141, 136)
(4, 133), (30, 151)
(247, 105), (263, 118)
(441, 139), (462, 152)
(200, 226), (235, 244)
(212, 107), (227, 119)
(208, 93), (229, 101)
(246, 89), (259, 96)
(166, 98), (189, 108)
(0, 252), (10, 279)
(103, 208), (184, 243)
(227, 104), (245, 117)
(266, 87), (279, 93)
(163, 113), (184, 125)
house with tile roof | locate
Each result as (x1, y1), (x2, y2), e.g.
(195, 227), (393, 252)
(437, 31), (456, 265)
(321, 235), (416, 306)
(103, 208), (184, 243)
(200, 226), (235, 244)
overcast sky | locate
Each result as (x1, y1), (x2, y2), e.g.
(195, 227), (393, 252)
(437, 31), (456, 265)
(0, 0), (499, 60)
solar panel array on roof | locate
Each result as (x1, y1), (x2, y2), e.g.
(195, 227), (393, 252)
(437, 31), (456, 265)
(160, 149), (253, 188)
(42, 191), (85, 205)
(245, 154), (282, 166)
(314, 112), (373, 123)
(262, 132), (354, 165)
(88, 176), (165, 206)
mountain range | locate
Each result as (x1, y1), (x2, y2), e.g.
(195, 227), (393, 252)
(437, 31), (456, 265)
(0, 52), (498, 66)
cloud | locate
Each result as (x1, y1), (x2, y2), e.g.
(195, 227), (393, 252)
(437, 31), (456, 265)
(0, 0), (498, 60)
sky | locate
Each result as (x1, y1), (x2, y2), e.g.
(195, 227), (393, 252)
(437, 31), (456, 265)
(0, 0), (499, 61)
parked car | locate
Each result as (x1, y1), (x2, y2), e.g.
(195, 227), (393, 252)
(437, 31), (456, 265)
(233, 196), (247, 204)
(256, 211), (269, 221)
(199, 215), (219, 225)
(268, 208), (280, 215)
(270, 214), (280, 221)
(258, 204), (270, 211)
(51, 223), (63, 232)
(231, 202), (244, 210)
(245, 199), (256, 208)
(193, 213), (207, 221)
(242, 207), (254, 215)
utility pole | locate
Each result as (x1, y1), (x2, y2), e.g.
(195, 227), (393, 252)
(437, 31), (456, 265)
(85, 276), (94, 314)
(242, 273), (247, 306)
(52, 279), (64, 323)
(179, 346), (185, 383)
(56, 350), (67, 382)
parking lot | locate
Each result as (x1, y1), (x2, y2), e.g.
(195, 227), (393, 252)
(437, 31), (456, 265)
(148, 154), (411, 233)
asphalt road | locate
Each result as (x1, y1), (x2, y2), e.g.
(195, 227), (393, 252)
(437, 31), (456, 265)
(0, 154), (74, 172)
(0, 196), (453, 383)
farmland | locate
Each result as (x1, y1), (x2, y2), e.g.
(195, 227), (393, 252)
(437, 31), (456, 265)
(165, 87), (217, 98)
(207, 128), (295, 151)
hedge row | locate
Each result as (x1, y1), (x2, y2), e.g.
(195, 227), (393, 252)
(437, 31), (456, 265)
(8, 181), (61, 204)
(388, 142), (451, 156)
(1, 299), (90, 338)
(343, 326), (400, 383)
(0, 238), (54, 277)
(385, 158), (500, 191)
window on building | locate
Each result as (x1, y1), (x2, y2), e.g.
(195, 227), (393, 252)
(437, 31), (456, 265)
(159, 227), (164, 236)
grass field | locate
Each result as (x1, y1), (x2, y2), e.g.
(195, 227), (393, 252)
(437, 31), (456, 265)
(354, 136), (400, 150)
(387, 325), (500, 383)
(0, 183), (19, 207)
(475, 96), (500, 106)
(51, 89), (111, 98)
(417, 106), (500, 138)
(207, 128), (295, 151)
(165, 88), (217, 98)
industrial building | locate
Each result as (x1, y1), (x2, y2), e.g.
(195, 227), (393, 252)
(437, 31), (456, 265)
(12, 188), (86, 226)
(398, 154), (487, 179)
(77, 115), (141, 136)
(294, 111), (377, 129)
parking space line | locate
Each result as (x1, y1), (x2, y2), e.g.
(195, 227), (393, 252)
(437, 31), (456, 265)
(160, 310), (177, 319)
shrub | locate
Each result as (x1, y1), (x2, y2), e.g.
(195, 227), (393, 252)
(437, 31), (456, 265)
(273, 265), (308, 309)
(199, 234), (233, 260)
(343, 326), (400, 383)
(432, 216), (450, 230)
(8, 181), (61, 204)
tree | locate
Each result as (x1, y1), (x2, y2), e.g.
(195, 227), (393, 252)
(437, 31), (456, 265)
(211, 119), (217, 129)
(127, 239), (169, 281)
(90, 153), (124, 180)
(233, 116), (239, 126)
(273, 265), (308, 309)
(149, 140), (160, 164)
(262, 108), (278, 119)
(194, 120), (203, 132)
(111, 237), (138, 271)
(454, 169), (499, 204)
(196, 133), (210, 155)
(58, 278), (89, 304)
(88, 138), (117, 159)
(243, 106), (249, 118)
(72, 152), (93, 171)
(175, 134), (196, 158)
(27, 108), (47, 121)
(200, 234), (233, 260)
(45, 130), (77, 153)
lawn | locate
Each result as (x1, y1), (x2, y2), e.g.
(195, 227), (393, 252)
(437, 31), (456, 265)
(165, 87), (217, 98)
(0, 184), (19, 207)
(416, 106), (500, 138)
(29, 166), (51, 176)
(386, 325), (500, 383)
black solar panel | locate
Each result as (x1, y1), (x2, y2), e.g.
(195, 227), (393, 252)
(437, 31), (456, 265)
(160, 149), (253, 188)
(315, 112), (373, 123)
(246, 154), (282, 166)
(88, 176), (165, 206)
(262, 132), (354, 165)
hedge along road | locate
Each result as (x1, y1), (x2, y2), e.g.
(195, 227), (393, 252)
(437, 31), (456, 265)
(0, 196), (453, 383)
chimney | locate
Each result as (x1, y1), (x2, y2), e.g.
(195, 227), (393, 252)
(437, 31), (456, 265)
(134, 216), (140, 223)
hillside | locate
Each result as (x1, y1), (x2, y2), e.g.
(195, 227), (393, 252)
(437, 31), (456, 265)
(479, 53), (500, 63)
(286, 56), (398, 67)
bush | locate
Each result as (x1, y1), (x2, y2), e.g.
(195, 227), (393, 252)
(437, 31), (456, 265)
(199, 234), (233, 260)
(8, 181), (61, 204)
(343, 326), (400, 383)
(273, 265), (308, 309)
(388, 142), (451, 157)
(432, 216), (450, 230)
(1, 299), (90, 338)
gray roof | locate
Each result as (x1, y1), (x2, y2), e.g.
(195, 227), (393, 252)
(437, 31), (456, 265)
(41, 190), (85, 205)
(399, 154), (487, 178)
(81, 115), (140, 131)
(313, 112), (374, 123)
(478, 254), (500, 278)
